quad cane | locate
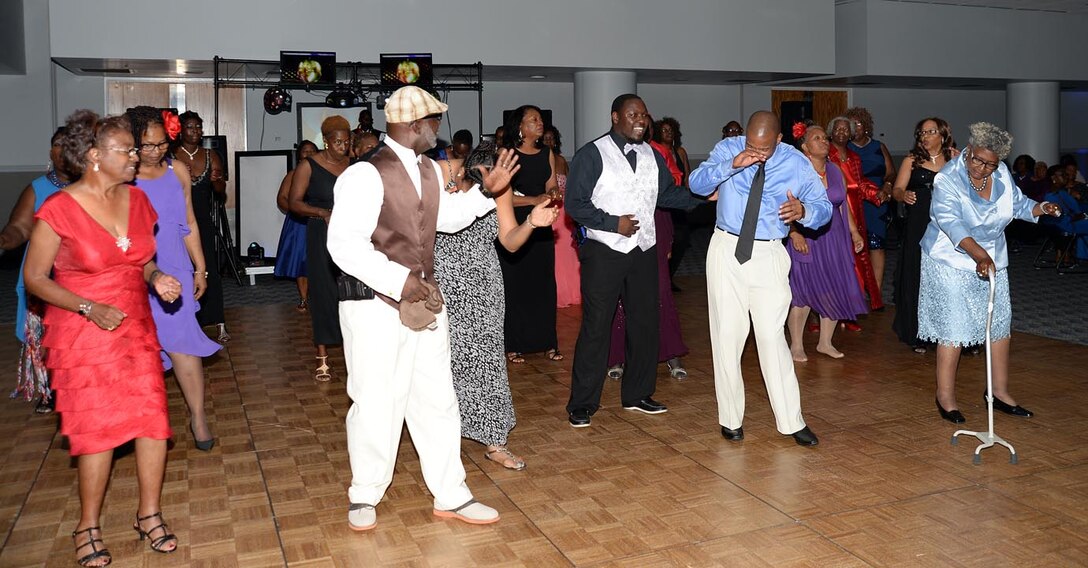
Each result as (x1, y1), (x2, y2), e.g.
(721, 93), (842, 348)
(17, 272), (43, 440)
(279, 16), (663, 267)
(951, 267), (1017, 464)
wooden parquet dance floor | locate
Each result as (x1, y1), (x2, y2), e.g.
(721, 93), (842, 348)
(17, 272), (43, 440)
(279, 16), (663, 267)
(2, 275), (1087, 567)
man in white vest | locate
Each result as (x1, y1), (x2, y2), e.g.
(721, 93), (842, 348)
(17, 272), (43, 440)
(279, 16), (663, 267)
(564, 94), (699, 428)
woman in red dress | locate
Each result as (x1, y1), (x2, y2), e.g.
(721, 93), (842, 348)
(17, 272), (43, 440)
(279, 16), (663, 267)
(24, 110), (183, 567)
(828, 116), (884, 314)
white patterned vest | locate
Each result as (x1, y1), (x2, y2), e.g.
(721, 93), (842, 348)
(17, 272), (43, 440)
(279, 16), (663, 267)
(587, 137), (659, 253)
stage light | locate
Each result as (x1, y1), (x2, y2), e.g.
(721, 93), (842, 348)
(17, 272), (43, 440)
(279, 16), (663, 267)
(326, 83), (360, 108)
(263, 86), (292, 115)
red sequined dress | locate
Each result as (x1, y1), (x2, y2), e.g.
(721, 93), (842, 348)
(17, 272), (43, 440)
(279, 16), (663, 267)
(36, 188), (171, 456)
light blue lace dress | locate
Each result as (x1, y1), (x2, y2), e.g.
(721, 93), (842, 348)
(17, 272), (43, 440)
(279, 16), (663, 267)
(917, 155), (1038, 347)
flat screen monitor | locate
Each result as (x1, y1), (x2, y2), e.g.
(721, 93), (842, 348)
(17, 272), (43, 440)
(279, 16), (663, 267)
(280, 51), (336, 87)
(380, 53), (433, 87)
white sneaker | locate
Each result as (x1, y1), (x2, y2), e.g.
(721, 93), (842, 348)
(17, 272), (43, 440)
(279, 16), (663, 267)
(433, 499), (499, 525)
(348, 503), (376, 531)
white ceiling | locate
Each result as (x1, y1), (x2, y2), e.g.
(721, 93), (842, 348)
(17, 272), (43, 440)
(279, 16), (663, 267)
(845, 0), (1088, 12)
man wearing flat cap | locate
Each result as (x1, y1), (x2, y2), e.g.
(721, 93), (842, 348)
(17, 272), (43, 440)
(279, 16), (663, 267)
(328, 86), (504, 530)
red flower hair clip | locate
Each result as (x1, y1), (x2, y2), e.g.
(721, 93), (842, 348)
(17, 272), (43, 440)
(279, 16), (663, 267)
(162, 111), (182, 140)
(792, 121), (808, 141)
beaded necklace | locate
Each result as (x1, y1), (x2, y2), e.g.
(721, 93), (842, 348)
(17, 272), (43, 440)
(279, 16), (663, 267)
(46, 169), (70, 189)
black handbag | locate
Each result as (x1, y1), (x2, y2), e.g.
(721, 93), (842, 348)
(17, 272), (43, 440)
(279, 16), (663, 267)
(336, 273), (375, 301)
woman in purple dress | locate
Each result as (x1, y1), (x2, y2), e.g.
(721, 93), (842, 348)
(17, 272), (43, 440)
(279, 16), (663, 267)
(128, 107), (222, 451)
(785, 122), (868, 361)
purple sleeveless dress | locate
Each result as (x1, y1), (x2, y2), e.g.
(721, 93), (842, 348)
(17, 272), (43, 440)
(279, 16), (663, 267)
(788, 163), (869, 321)
(137, 164), (222, 369)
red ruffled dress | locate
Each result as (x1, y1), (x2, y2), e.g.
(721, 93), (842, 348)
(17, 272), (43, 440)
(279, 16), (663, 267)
(36, 188), (171, 456)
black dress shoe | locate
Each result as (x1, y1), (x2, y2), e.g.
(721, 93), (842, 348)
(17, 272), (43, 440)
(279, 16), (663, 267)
(986, 392), (1033, 417)
(568, 409), (591, 428)
(789, 426), (819, 446)
(720, 425), (744, 441)
(622, 398), (668, 414)
(936, 399), (965, 424)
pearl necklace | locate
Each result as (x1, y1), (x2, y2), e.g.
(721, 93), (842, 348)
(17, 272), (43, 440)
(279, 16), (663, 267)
(179, 145), (200, 160)
(969, 175), (988, 192)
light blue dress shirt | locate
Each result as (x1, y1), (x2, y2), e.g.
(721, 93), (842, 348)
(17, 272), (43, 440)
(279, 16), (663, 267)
(921, 152), (1038, 273)
(689, 137), (831, 239)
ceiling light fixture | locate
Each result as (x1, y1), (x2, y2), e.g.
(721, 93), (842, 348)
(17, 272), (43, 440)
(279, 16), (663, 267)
(326, 82), (361, 108)
(529, 74), (547, 80)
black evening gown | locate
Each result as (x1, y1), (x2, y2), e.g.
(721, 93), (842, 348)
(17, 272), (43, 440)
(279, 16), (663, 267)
(892, 166), (935, 348)
(303, 157), (342, 346)
(189, 150), (225, 327)
(498, 147), (557, 354)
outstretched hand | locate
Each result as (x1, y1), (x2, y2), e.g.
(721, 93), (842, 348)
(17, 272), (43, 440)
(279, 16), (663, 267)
(528, 200), (560, 227)
(477, 149), (521, 196)
(778, 191), (805, 223)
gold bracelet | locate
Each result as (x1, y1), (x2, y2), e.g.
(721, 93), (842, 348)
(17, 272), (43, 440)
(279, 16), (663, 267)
(194, 270), (208, 277)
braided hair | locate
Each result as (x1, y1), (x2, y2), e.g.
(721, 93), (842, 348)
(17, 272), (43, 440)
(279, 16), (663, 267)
(124, 106), (164, 151)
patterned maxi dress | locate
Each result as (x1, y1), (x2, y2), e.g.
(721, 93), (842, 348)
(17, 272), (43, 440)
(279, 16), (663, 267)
(434, 209), (516, 446)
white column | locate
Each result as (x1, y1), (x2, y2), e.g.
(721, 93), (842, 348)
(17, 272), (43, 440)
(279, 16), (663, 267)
(573, 70), (637, 149)
(1006, 81), (1059, 165)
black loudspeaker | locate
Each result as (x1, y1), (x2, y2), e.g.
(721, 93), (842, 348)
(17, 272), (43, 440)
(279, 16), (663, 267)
(779, 100), (813, 145)
(201, 135), (228, 181)
(502, 109), (553, 131)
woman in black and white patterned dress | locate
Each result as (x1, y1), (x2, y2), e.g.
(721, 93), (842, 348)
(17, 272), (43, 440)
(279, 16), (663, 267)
(433, 143), (558, 471)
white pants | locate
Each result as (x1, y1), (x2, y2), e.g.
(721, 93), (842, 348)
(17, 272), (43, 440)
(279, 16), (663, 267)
(706, 230), (806, 435)
(340, 299), (472, 510)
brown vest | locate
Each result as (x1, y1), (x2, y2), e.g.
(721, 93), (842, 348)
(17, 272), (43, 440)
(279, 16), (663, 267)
(368, 145), (441, 308)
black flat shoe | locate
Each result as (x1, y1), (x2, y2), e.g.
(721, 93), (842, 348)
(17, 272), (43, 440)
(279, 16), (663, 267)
(568, 409), (591, 428)
(622, 397), (668, 414)
(720, 425), (744, 441)
(986, 392), (1033, 417)
(936, 399), (965, 423)
(789, 426), (819, 446)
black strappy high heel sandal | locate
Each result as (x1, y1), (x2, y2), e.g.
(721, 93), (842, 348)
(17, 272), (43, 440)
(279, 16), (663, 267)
(133, 512), (178, 553)
(72, 526), (111, 567)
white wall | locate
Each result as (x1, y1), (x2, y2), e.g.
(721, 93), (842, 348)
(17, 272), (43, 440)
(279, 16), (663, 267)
(1060, 91), (1088, 154)
(862, 0), (1088, 82)
(640, 84), (743, 160)
(0, 0), (53, 171)
(49, 0), (836, 75)
(53, 65), (105, 121)
(847, 87), (1007, 156)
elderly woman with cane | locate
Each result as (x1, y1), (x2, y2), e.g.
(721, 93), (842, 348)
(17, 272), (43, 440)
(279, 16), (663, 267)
(918, 122), (1061, 423)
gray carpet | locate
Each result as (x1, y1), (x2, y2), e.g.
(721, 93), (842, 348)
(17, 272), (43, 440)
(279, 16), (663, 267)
(1, 230), (1085, 345)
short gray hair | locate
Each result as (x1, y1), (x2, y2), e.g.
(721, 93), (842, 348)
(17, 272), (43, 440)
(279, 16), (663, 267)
(827, 116), (853, 133)
(968, 122), (1013, 160)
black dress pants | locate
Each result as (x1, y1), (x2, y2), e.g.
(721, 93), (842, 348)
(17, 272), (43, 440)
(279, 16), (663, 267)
(567, 240), (659, 414)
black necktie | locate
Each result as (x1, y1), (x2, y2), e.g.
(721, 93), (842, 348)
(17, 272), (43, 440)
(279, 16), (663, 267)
(734, 162), (765, 264)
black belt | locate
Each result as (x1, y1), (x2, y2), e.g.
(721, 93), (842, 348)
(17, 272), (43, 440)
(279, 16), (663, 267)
(719, 227), (775, 242)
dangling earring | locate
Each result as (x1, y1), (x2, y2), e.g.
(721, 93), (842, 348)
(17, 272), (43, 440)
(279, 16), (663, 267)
(92, 162), (100, 172)
(518, 130), (524, 145)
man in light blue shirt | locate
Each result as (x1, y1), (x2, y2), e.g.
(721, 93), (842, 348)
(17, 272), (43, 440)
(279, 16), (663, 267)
(689, 111), (831, 447)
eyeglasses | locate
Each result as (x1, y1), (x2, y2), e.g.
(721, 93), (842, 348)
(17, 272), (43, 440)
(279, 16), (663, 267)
(103, 146), (139, 157)
(139, 141), (170, 152)
(969, 153), (1000, 171)
(725, 128), (744, 134)
(918, 129), (940, 137)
